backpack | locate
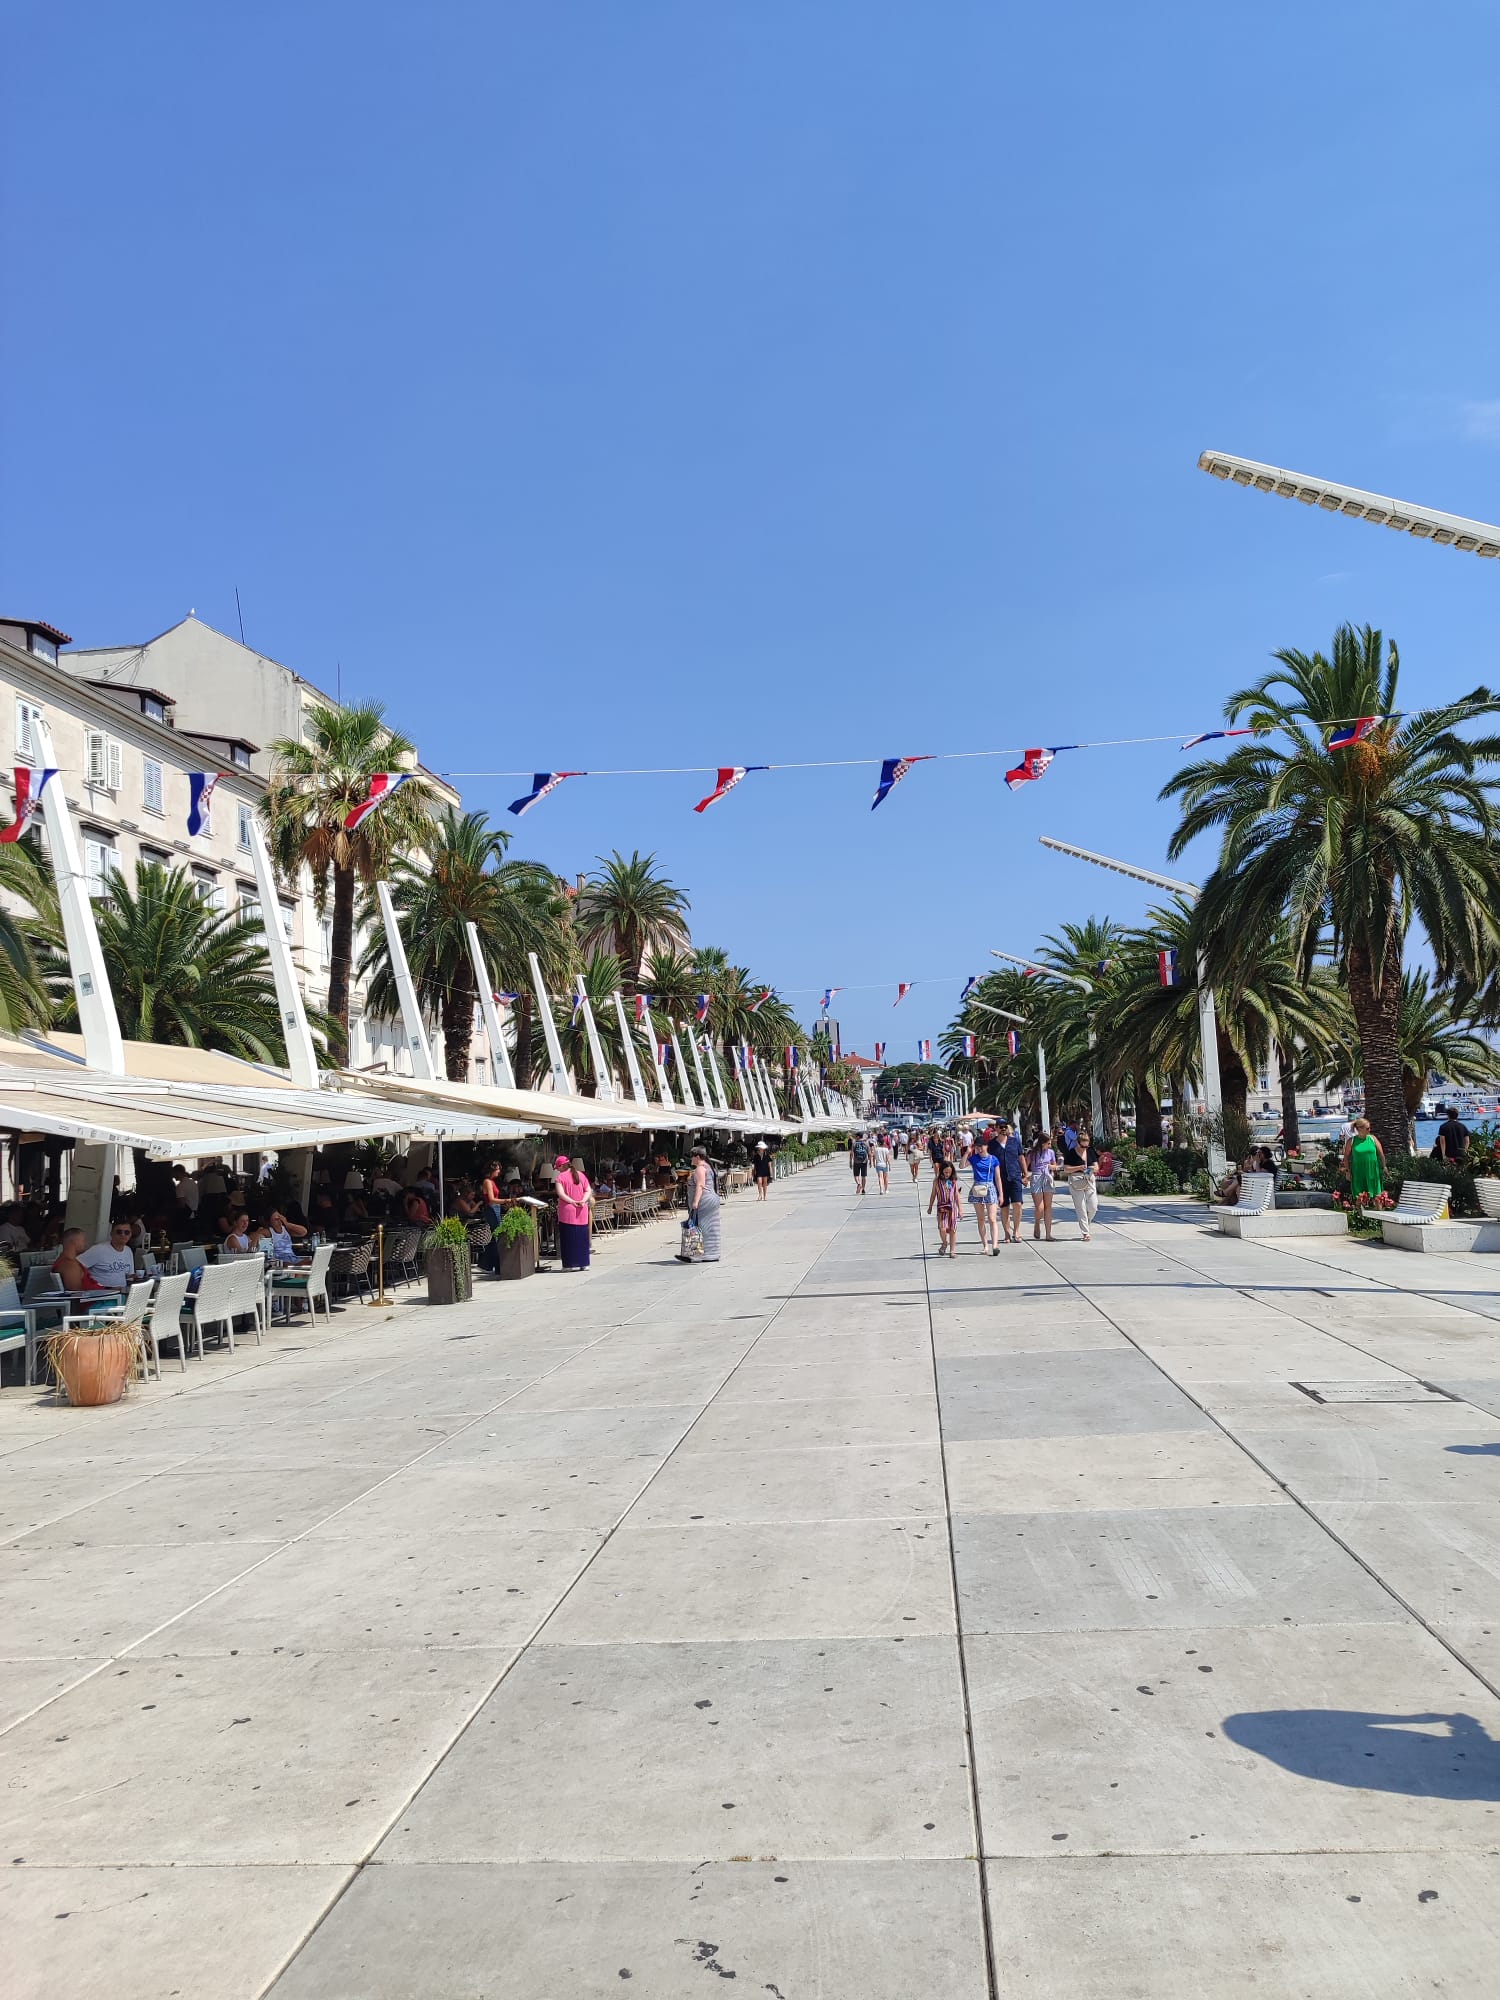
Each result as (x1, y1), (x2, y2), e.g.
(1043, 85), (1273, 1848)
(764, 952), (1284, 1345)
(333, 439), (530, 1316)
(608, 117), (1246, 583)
(852, 1141), (869, 1166)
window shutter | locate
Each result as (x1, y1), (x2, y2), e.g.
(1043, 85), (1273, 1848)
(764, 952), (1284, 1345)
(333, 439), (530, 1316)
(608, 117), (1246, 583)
(107, 739), (124, 792)
(86, 731), (106, 786)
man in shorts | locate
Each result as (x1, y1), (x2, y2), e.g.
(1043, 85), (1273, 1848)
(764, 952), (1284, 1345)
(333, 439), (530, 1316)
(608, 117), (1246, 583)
(997, 1119), (1026, 1243)
(850, 1134), (870, 1194)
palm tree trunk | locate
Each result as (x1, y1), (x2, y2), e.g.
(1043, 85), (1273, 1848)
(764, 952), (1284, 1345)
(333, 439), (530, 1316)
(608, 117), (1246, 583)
(1347, 934), (1406, 1161)
(1134, 1071), (1163, 1148)
(442, 976), (475, 1083)
(1217, 1027), (1248, 1118)
(1278, 1039), (1301, 1152)
(328, 864), (356, 1055)
(512, 995), (535, 1089)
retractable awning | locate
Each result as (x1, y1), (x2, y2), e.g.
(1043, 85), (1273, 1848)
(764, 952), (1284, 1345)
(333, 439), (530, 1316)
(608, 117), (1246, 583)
(337, 1069), (786, 1136)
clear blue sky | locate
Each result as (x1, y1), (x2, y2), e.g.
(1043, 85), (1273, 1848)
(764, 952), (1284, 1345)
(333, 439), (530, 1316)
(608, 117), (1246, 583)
(6, 2), (1500, 1059)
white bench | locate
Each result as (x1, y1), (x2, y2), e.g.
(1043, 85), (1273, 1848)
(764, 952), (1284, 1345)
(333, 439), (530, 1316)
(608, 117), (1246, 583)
(1215, 1171), (1347, 1239)
(1380, 1178), (1500, 1254)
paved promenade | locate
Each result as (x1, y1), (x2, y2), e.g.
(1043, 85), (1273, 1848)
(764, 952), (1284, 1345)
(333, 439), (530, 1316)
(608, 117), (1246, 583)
(5, 1161), (1500, 1997)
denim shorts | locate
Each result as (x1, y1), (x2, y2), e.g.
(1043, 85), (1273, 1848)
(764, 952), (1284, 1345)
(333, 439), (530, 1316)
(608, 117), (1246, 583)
(969, 1184), (997, 1203)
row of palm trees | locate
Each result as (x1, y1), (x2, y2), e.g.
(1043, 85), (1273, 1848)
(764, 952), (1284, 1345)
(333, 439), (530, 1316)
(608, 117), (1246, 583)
(942, 627), (1500, 1158)
(0, 698), (831, 1105)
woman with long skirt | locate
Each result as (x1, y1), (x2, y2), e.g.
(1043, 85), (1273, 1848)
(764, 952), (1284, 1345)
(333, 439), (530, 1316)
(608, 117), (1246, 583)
(554, 1155), (594, 1271)
(685, 1146), (722, 1262)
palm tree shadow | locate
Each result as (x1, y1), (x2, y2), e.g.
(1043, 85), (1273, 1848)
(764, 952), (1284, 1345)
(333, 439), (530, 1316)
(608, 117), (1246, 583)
(1447, 1443), (1500, 1457)
(1222, 1710), (1500, 1800)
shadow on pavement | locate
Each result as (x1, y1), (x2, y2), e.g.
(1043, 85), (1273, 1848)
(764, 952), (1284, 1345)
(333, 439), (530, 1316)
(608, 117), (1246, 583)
(1222, 1709), (1500, 1800)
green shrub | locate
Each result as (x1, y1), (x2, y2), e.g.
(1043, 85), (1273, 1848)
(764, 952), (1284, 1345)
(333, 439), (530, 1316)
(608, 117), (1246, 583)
(1190, 1168), (1213, 1201)
(1105, 1166), (1135, 1195)
(1129, 1148), (1181, 1195)
(426, 1216), (470, 1249)
(1386, 1153), (1479, 1217)
(498, 1205), (536, 1243)
(1161, 1145), (1206, 1185)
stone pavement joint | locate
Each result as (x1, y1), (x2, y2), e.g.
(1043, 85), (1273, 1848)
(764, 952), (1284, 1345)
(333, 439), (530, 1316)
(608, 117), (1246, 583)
(5, 1164), (1500, 1996)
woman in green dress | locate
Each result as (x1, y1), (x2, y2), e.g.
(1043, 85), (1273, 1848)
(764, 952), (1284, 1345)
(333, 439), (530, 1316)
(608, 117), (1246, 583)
(1341, 1117), (1387, 1202)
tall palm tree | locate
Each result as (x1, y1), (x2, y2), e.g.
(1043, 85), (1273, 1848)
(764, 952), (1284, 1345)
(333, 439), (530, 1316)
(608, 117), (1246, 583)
(262, 700), (436, 1051)
(1324, 969), (1496, 1150)
(357, 809), (565, 1082)
(61, 860), (332, 1063)
(576, 851), (690, 989)
(0, 838), (63, 1032)
(1163, 625), (1500, 1158)
(529, 949), (625, 1098)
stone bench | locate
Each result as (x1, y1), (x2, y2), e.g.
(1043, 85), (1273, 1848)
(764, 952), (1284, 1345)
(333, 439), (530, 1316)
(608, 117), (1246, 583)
(1214, 1172), (1347, 1239)
(1380, 1179), (1500, 1254)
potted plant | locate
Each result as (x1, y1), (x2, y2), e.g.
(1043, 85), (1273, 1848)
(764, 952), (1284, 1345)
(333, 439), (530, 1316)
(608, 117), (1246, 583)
(496, 1204), (538, 1280)
(46, 1319), (142, 1407)
(423, 1217), (473, 1306)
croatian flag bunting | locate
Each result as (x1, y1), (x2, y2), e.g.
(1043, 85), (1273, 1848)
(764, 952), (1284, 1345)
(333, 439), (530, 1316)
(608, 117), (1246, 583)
(1158, 947), (1179, 987)
(748, 988), (773, 1013)
(634, 993), (651, 1022)
(871, 755), (933, 811)
(188, 770), (229, 837)
(1006, 1029), (1019, 1055)
(894, 983), (913, 1007)
(0, 766), (57, 843)
(508, 771), (584, 817)
(820, 987), (841, 1011)
(918, 1039), (932, 1063)
(657, 1040), (671, 1066)
(570, 990), (585, 1023)
(492, 991), (520, 1007)
(695, 993), (711, 1023)
(694, 765), (768, 813)
(1181, 728), (1261, 751)
(1328, 717), (1382, 750)
(960, 975), (978, 1001)
(785, 1046), (800, 1071)
(874, 1042), (886, 1064)
(962, 1033), (976, 1058)
(1004, 746), (1072, 790)
(343, 771), (412, 833)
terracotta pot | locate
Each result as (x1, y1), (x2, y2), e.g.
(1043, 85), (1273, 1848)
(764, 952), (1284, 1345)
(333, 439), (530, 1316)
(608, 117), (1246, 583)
(497, 1232), (537, 1281)
(52, 1328), (136, 1407)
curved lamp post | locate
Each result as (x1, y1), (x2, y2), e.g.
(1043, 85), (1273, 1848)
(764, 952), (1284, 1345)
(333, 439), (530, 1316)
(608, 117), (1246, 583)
(1197, 451), (1500, 558)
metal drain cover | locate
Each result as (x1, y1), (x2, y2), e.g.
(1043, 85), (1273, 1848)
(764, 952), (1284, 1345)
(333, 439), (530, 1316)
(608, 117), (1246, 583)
(1292, 1380), (1458, 1404)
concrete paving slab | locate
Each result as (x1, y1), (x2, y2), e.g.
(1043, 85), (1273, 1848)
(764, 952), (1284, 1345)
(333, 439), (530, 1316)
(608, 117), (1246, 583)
(953, 1503), (1403, 1632)
(936, 1349), (1213, 1441)
(497, 1350), (746, 1412)
(0, 1540), (271, 1659)
(387, 1637), (973, 1862)
(1320, 1500), (1500, 1632)
(0, 1461), (161, 1546)
(629, 1441), (945, 1525)
(1190, 1380), (1500, 1433)
(409, 1404), (699, 1464)
(986, 1851), (1500, 1998)
(686, 1391), (938, 1451)
(713, 1353), (937, 1402)
(930, 1316), (1129, 1358)
(12, 1464), (389, 1550)
(7, 1862), (350, 2000)
(945, 1429), (1287, 1516)
(127, 1525), (602, 1657)
(0, 1655), (108, 1734)
(544, 1518), (953, 1643)
(0, 1645), (514, 1864)
(304, 1454), (659, 1538)
(271, 1858), (990, 2000)
(1241, 1427), (1500, 1505)
(967, 1621), (1500, 1855)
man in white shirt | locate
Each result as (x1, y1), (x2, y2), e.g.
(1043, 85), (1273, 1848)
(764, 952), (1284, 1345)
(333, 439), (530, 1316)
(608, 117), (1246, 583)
(173, 1166), (200, 1217)
(79, 1220), (137, 1293)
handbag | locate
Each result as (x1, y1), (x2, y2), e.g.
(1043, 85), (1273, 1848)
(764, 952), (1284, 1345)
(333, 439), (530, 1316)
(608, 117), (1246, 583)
(678, 1219), (705, 1262)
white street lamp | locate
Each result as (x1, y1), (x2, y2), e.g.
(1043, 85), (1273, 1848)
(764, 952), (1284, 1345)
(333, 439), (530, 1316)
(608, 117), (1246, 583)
(1038, 836), (1226, 1177)
(1197, 451), (1500, 558)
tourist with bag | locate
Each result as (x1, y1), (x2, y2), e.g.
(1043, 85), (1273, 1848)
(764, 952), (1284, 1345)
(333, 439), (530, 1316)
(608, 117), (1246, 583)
(676, 1146), (722, 1263)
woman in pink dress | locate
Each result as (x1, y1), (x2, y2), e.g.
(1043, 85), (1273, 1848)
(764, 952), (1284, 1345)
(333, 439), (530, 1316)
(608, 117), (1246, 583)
(554, 1156), (594, 1271)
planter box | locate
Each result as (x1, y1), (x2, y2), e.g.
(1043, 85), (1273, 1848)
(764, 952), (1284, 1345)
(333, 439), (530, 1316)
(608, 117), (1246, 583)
(497, 1232), (538, 1281)
(426, 1244), (473, 1306)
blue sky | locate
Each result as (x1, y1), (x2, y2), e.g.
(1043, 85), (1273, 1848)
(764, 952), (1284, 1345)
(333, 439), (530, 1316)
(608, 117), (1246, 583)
(6, 1), (1500, 1059)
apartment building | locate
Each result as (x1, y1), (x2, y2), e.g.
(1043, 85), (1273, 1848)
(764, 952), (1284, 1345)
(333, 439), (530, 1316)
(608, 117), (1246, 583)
(0, 614), (465, 1076)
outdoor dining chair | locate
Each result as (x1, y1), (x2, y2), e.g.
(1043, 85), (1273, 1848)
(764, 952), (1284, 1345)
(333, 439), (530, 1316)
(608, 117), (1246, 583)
(270, 1243), (335, 1326)
(329, 1240), (374, 1305)
(143, 1271), (192, 1376)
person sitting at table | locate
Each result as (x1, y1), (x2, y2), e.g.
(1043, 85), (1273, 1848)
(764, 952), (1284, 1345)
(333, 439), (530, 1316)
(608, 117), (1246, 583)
(403, 1187), (432, 1228)
(54, 1220), (136, 1294)
(343, 1188), (371, 1223)
(254, 1209), (307, 1265)
(51, 1226), (100, 1292)
(223, 1211), (254, 1254)
(310, 1189), (339, 1235)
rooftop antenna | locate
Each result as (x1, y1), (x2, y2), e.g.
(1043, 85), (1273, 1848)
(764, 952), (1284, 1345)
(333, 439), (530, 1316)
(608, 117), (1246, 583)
(234, 587), (245, 645)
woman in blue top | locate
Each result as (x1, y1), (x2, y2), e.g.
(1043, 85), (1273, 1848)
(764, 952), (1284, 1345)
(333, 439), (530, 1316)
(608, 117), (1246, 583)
(968, 1143), (1003, 1255)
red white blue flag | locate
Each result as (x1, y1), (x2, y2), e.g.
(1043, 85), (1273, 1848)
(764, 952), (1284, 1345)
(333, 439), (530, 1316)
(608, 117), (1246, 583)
(695, 993), (711, 1023)
(0, 766), (57, 843)
(188, 770), (228, 837)
(962, 1033), (976, 1058)
(509, 771), (583, 817)
(820, 986), (841, 1011)
(874, 1041), (886, 1064)
(657, 1040), (671, 1066)
(634, 993), (651, 1023)
(960, 975), (978, 1001)
(918, 1038), (932, 1062)
(345, 771), (413, 832)
(894, 983), (913, 1007)
(1158, 947), (1179, 987)
(694, 765), (768, 813)
(871, 755), (932, 811)
(1328, 717), (1382, 750)
(748, 988), (773, 1013)
(492, 991), (519, 1007)
(1182, 728), (1260, 750)
(1006, 1029), (1019, 1055)
(785, 1046), (800, 1071)
(1004, 746), (1072, 790)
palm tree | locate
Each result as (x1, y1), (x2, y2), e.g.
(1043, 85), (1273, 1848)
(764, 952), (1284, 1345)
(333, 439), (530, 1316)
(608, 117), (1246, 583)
(576, 851), (690, 989)
(1163, 625), (1500, 1159)
(262, 700), (436, 1052)
(0, 838), (63, 1032)
(63, 860), (331, 1063)
(531, 949), (625, 1097)
(357, 808), (564, 1082)
(1324, 969), (1496, 1150)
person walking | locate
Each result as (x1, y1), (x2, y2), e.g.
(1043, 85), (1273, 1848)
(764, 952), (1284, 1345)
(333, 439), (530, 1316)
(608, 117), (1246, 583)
(1342, 1117), (1387, 1207)
(850, 1133), (870, 1194)
(684, 1146), (722, 1261)
(872, 1134), (893, 1194)
(1027, 1129), (1058, 1242)
(997, 1119), (1026, 1243)
(554, 1156), (594, 1271)
(1434, 1106), (1471, 1164)
(908, 1136), (922, 1184)
(1062, 1129), (1100, 1242)
(968, 1140), (1003, 1254)
(752, 1141), (773, 1200)
(928, 1159), (963, 1257)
